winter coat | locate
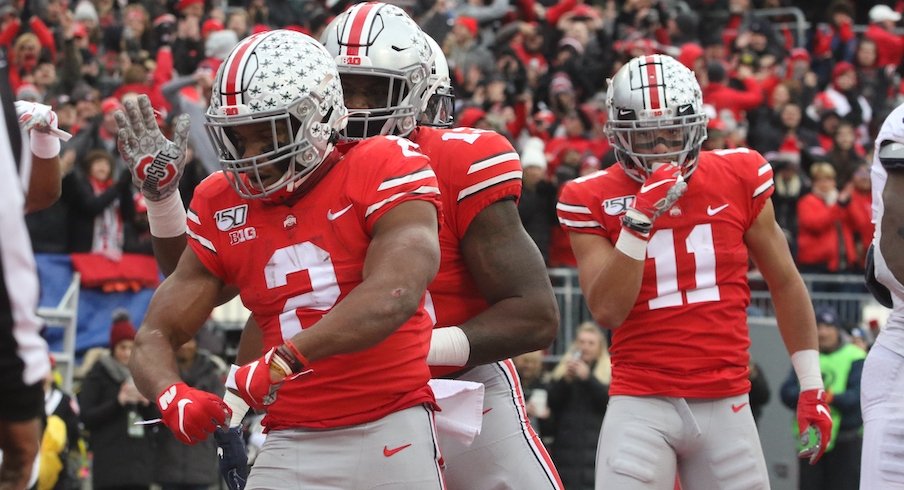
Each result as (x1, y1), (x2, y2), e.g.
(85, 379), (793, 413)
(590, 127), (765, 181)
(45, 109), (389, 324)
(78, 355), (157, 489)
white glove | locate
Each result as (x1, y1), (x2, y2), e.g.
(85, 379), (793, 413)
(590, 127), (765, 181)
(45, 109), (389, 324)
(14, 101), (71, 158)
(114, 94), (190, 202)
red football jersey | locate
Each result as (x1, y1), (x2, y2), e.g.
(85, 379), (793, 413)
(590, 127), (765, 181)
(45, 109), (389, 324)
(186, 136), (441, 429)
(410, 127), (522, 377)
(557, 148), (774, 398)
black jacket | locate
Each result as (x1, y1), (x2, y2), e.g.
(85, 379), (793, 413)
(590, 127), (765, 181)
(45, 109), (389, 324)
(78, 356), (157, 489)
(60, 167), (134, 253)
(547, 366), (609, 490)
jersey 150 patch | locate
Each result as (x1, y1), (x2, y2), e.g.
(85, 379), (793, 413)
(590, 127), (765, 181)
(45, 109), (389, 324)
(603, 195), (635, 216)
(216, 204), (248, 231)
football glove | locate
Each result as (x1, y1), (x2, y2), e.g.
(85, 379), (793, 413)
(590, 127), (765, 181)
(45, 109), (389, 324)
(214, 426), (248, 490)
(157, 382), (230, 445)
(234, 344), (308, 411)
(622, 162), (687, 236)
(796, 388), (833, 464)
(114, 94), (190, 202)
(14, 101), (71, 158)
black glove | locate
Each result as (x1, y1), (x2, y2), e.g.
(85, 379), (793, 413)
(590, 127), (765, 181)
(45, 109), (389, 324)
(213, 426), (249, 490)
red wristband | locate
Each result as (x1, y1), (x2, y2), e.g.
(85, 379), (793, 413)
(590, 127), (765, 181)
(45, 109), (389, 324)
(283, 341), (310, 367)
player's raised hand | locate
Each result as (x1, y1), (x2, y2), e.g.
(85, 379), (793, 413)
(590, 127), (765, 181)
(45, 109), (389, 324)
(15, 100), (71, 158)
(234, 343), (310, 410)
(796, 388), (833, 464)
(213, 426), (249, 490)
(114, 94), (190, 201)
(622, 162), (687, 236)
(157, 382), (231, 445)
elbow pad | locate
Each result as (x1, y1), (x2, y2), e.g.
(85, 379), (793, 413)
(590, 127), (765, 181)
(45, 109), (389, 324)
(879, 141), (904, 171)
(865, 244), (893, 308)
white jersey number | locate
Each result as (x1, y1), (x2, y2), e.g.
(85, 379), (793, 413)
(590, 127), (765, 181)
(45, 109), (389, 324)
(646, 224), (720, 310)
(265, 242), (341, 340)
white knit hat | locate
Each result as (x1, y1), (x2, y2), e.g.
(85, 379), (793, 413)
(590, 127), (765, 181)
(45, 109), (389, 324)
(205, 30), (239, 60)
(520, 137), (547, 171)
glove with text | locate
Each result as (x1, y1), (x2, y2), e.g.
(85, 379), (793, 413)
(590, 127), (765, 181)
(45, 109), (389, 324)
(796, 388), (833, 464)
(622, 163), (688, 237)
(157, 382), (230, 445)
(114, 94), (190, 201)
(213, 426), (248, 490)
(234, 343), (308, 411)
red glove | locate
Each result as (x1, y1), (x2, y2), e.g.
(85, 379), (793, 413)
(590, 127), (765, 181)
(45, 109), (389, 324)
(157, 382), (230, 445)
(622, 163), (687, 236)
(234, 344), (308, 411)
(796, 389), (833, 464)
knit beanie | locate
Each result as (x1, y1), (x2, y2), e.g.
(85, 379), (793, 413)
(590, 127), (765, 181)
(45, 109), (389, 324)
(109, 310), (136, 349)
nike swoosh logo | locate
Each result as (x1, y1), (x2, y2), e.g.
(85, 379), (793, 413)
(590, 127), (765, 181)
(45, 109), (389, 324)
(731, 402), (748, 413)
(327, 204), (353, 221)
(619, 109), (633, 116)
(177, 398), (193, 440)
(383, 443), (412, 457)
(639, 179), (676, 193)
(816, 404), (831, 420)
(707, 203), (729, 216)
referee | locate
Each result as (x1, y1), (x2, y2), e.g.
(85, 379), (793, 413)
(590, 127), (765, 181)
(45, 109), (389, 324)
(0, 44), (53, 489)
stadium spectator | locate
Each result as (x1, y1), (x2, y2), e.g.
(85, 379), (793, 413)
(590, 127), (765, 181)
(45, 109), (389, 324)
(78, 311), (156, 490)
(781, 306), (865, 490)
(547, 323), (610, 490)
(796, 162), (857, 275)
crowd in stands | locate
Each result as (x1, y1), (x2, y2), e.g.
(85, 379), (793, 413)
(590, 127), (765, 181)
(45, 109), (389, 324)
(10, 0), (902, 487)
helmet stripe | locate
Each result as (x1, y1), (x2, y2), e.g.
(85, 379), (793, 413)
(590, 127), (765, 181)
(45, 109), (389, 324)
(221, 32), (268, 108)
(643, 55), (661, 110)
(345, 2), (378, 56)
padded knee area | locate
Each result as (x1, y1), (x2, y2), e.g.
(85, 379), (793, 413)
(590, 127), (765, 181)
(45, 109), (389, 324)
(880, 417), (904, 483)
(703, 439), (768, 490)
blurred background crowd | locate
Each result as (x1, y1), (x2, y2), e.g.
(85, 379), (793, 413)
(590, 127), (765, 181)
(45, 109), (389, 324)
(10, 0), (903, 487)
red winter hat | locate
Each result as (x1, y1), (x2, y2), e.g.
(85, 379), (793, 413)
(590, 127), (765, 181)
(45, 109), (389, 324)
(201, 18), (223, 37)
(455, 16), (478, 37)
(101, 96), (122, 114)
(176, 0), (203, 11)
(109, 313), (136, 349)
(832, 61), (855, 80)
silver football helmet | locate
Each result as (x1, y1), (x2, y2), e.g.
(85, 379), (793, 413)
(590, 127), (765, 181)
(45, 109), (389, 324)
(605, 54), (708, 182)
(321, 2), (433, 139)
(421, 35), (454, 128)
(204, 29), (347, 201)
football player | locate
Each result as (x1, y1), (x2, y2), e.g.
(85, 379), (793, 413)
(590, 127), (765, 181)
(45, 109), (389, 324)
(860, 102), (904, 489)
(316, 5), (563, 488)
(120, 30), (446, 489)
(556, 54), (832, 489)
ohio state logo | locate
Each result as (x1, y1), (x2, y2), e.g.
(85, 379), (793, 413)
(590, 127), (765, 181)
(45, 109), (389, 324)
(136, 154), (177, 191)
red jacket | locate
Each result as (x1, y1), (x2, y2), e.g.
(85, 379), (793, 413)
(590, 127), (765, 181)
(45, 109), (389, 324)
(845, 190), (873, 267)
(865, 25), (904, 69)
(702, 78), (764, 123)
(796, 193), (857, 271)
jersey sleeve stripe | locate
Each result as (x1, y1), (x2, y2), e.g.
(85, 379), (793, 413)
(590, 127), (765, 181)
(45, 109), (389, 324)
(377, 168), (437, 191)
(758, 163), (772, 176)
(467, 152), (520, 174)
(187, 209), (201, 225)
(556, 202), (592, 214)
(558, 217), (603, 229)
(365, 185), (440, 218)
(186, 228), (217, 253)
(753, 178), (774, 198)
(456, 171), (522, 201)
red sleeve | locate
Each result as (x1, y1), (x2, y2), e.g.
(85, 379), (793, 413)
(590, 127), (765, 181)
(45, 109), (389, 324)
(556, 178), (609, 239)
(185, 174), (230, 281)
(28, 17), (56, 61)
(440, 129), (522, 238)
(351, 136), (441, 236)
(738, 149), (773, 229)
(732, 78), (765, 112)
(0, 20), (20, 48)
(838, 20), (854, 42)
(544, 0), (577, 25)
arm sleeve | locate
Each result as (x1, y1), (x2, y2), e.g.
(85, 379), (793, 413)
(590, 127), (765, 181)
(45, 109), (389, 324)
(185, 176), (228, 280)
(556, 179), (609, 238)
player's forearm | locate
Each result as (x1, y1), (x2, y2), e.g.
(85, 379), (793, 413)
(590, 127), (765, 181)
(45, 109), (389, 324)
(25, 155), (61, 212)
(151, 235), (188, 277)
(582, 254), (643, 330)
(459, 292), (559, 366)
(130, 326), (184, 400)
(880, 173), (904, 285)
(771, 274), (818, 354)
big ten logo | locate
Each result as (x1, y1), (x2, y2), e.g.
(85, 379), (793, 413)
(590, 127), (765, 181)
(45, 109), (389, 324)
(340, 56), (362, 66)
(229, 227), (257, 245)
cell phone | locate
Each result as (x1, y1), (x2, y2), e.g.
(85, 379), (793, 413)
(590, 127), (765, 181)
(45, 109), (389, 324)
(570, 350), (582, 361)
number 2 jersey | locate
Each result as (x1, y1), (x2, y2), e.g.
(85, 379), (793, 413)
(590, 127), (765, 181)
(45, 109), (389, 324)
(409, 126), (523, 378)
(557, 148), (774, 398)
(186, 136), (441, 430)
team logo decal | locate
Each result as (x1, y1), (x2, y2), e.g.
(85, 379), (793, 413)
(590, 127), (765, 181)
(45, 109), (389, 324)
(216, 204), (249, 231)
(136, 154), (178, 192)
(603, 195), (635, 216)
